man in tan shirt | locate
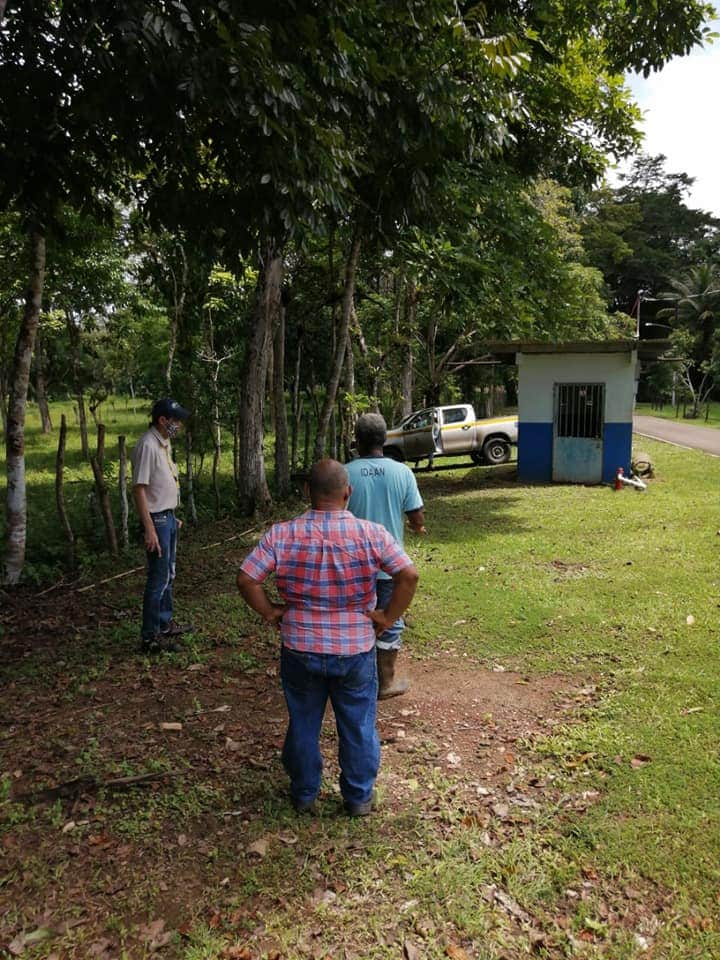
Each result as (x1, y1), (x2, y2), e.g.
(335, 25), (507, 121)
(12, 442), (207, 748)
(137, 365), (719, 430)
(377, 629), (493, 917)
(131, 397), (190, 653)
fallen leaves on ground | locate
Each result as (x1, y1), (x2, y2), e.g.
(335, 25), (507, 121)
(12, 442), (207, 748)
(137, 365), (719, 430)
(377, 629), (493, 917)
(566, 752), (594, 768)
(445, 943), (470, 960)
(8, 926), (55, 956)
(247, 838), (269, 858)
(138, 918), (173, 950)
(222, 947), (254, 959)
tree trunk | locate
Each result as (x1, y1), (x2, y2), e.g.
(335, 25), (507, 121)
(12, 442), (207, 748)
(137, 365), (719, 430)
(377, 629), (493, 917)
(237, 243), (282, 515)
(233, 407), (241, 496)
(65, 312), (89, 459)
(35, 328), (52, 433)
(303, 409), (311, 470)
(266, 324), (275, 432)
(329, 409), (337, 460)
(204, 317), (224, 520)
(290, 337), (303, 471)
(400, 281), (416, 417)
(90, 424), (118, 556)
(273, 301), (291, 499)
(166, 242), (187, 391)
(118, 435), (129, 549)
(313, 231), (361, 461)
(3, 228), (46, 585)
(0, 366), (7, 436)
(184, 428), (198, 524)
(211, 419), (221, 519)
(209, 367), (222, 519)
(55, 414), (75, 569)
(77, 391), (89, 458)
(341, 330), (356, 460)
(89, 396), (106, 426)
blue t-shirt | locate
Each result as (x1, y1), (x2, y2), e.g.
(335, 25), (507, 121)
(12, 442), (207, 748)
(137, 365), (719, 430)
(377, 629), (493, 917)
(346, 456), (423, 579)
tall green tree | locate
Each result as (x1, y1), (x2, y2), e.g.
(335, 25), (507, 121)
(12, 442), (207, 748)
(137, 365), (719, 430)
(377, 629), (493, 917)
(658, 262), (720, 415)
(1, 0), (717, 577)
(581, 154), (720, 318)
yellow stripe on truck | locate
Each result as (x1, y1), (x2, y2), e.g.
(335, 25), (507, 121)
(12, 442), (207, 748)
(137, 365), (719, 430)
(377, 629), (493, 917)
(440, 417), (517, 432)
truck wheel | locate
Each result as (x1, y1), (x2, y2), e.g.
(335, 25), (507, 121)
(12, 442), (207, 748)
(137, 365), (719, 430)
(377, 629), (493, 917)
(383, 446), (406, 462)
(482, 437), (511, 465)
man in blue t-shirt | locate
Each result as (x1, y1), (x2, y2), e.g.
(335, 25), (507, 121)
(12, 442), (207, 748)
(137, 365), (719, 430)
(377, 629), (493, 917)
(346, 413), (426, 698)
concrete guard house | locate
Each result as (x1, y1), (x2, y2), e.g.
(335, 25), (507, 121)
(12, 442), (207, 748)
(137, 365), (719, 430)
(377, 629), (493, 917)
(487, 340), (669, 484)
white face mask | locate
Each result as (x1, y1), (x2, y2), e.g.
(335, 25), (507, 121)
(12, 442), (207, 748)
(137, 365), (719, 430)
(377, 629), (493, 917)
(165, 420), (181, 439)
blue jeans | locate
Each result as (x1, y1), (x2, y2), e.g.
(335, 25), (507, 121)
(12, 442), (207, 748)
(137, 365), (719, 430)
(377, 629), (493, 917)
(141, 510), (177, 640)
(375, 577), (405, 651)
(280, 645), (380, 807)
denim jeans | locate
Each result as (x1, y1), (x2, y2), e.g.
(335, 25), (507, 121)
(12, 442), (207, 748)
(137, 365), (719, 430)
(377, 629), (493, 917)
(280, 645), (380, 807)
(375, 577), (405, 651)
(141, 509), (177, 640)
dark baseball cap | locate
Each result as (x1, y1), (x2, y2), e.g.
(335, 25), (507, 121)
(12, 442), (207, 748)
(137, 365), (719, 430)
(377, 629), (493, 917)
(151, 398), (191, 422)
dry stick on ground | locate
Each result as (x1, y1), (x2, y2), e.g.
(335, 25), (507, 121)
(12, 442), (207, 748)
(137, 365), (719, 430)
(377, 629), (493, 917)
(118, 434), (129, 549)
(76, 565), (145, 593)
(90, 423), (118, 555)
(55, 413), (76, 569)
(74, 526), (259, 594)
(16, 770), (186, 805)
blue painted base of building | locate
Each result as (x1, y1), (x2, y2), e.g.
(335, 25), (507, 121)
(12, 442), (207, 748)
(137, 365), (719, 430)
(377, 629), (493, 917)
(518, 421), (633, 484)
(517, 422), (553, 482)
(602, 422), (633, 483)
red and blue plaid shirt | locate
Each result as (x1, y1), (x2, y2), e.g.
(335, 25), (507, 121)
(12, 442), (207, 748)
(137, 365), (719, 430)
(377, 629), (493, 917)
(240, 509), (412, 654)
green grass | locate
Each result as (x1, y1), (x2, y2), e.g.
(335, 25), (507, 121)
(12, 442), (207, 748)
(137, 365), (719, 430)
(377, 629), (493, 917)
(635, 399), (720, 428)
(2, 400), (720, 958)
(178, 437), (720, 956)
(0, 395), (246, 578)
(404, 440), (720, 952)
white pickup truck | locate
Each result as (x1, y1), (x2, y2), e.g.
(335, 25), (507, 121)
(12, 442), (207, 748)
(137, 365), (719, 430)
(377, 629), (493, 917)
(383, 404), (517, 466)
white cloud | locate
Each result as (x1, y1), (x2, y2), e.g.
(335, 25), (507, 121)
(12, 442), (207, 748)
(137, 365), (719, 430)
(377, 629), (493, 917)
(609, 28), (720, 216)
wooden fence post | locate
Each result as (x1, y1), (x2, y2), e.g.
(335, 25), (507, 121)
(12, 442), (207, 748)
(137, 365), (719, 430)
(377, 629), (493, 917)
(118, 435), (129, 549)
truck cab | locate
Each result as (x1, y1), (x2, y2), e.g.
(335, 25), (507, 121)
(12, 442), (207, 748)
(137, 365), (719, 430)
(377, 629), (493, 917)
(384, 404), (517, 466)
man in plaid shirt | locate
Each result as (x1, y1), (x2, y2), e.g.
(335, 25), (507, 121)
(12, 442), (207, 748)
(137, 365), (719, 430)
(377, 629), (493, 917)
(237, 459), (419, 816)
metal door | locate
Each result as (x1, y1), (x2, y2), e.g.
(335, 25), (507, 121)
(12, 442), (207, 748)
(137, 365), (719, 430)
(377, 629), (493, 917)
(439, 406), (471, 455)
(552, 383), (604, 483)
(401, 409), (436, 459)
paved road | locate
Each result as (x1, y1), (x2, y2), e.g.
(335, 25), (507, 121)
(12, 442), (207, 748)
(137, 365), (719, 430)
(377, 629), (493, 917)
(633, 415), (720, 456)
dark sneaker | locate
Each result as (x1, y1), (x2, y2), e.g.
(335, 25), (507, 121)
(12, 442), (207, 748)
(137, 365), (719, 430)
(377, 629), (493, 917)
(344, 791), (377, 817)
(292, 797), (317, 814)
(161, 619), (194, 637)
(140, 634), (182, 654)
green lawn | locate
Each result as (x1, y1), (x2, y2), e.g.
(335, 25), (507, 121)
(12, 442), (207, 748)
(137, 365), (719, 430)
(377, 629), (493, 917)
(414, 441), (720, 932)
(2, 402), (720, 958)
(0, 396), (243, 579)
(635, 399), (720, 428)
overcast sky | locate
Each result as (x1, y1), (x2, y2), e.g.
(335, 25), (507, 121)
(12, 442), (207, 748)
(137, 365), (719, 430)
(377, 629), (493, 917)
(609, 23), (720, 216)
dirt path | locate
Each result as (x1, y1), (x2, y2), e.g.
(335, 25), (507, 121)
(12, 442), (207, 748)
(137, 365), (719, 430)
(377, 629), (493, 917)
(2, 579), (597, 959)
